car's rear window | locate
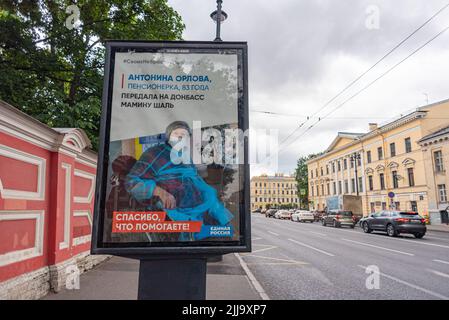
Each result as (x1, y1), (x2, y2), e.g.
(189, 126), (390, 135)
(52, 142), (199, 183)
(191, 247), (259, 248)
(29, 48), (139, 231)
(399, 212), (419, 216)
(339, 211), (353, 216)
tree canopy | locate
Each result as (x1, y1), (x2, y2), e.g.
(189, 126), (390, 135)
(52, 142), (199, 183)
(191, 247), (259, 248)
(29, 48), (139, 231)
(0, 0), (185, 149)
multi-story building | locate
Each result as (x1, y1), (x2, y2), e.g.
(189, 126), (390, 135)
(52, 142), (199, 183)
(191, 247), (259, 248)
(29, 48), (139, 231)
(306, 99), (449, 224)
(419, 125), (449, 224)
(250, 173), (299, 211)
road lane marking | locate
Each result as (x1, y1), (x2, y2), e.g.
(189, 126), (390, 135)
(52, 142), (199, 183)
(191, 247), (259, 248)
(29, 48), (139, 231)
(309, 231), (327, 237)
(428, 269), (449, 279)
(342, 238), (414, 256)
(250, 245), (278, 254)
(244, 254), (308, 265)
(234, 253), (270, 300)
(268, 231), (279, 236)
(433, 259), (449, 265)
(379, 236), (449, 249)
(288, 238), (335, 257)
(358, 265), (449, 300)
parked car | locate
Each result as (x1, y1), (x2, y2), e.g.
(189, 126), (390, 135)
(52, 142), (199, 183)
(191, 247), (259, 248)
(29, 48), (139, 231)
(265, 209), (277, 218)
(322, 210), (355, 228)
(292, 210), (315, 223)
(359, 211), (426, 238)
(252, 208), (261, 213)
(275, 210), (292, 220)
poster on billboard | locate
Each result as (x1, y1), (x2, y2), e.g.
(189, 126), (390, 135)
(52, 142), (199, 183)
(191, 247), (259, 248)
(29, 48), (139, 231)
(91, 41), (250, 255)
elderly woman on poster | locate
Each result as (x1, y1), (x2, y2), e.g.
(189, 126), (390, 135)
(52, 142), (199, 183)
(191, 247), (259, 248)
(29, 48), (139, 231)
(124, 121), (234, 241)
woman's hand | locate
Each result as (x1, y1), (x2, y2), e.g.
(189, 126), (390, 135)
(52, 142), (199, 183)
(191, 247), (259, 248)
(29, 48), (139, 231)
(153, 186), (176, 209)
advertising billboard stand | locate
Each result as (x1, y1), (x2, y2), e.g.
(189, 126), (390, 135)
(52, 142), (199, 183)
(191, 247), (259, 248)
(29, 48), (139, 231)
(92, 41), (250, 300)
(137, 256), (207, 300)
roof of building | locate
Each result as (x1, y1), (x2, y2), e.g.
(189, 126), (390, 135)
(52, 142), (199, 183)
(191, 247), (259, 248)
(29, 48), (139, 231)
(418, 125), (449, 143)
(307, 98), (449, 164)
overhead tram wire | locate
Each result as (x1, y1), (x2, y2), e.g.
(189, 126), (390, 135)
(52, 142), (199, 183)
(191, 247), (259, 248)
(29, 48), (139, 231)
(277, 25), (449, 155)
(276, 2), (449, 149)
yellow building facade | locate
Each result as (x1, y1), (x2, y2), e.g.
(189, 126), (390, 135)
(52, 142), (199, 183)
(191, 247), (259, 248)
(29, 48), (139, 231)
(419, 125), (449, 224)
(307, 99), (449, 221)
(250, 174), (299, 210)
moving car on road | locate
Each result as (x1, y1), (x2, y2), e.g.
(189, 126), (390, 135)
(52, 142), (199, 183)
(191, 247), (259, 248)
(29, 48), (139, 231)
(292, 210), (315, 223)
(275, 210), (292, 220)
(322, 210), (355, 228)
(360, 211), (427, 238)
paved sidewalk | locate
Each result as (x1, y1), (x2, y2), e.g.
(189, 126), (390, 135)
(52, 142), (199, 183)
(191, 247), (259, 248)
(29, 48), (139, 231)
(426, 224), (449, 233)
(43, 253), (261, 300)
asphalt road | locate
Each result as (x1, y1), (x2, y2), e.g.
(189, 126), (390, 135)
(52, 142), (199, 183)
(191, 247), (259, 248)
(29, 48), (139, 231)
(242, 214), (449, 300)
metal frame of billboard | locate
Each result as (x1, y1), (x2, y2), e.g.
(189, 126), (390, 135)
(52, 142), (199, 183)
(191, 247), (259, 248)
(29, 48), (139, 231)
(91, 40), (250, 255)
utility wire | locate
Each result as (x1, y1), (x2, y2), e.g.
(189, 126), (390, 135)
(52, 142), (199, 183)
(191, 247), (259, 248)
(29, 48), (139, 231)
(278, 2), (449, 148)
(278, 25), (449, 155)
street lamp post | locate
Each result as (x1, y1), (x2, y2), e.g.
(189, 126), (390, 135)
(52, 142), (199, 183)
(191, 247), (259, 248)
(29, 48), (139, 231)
(210, 0), (228, 41)
(350, 153), (361, 196)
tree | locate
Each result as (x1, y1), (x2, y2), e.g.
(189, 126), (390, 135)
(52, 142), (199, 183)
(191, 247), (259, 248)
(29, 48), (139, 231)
(0, 0), (184, 149)
(294, 153), (323, 209)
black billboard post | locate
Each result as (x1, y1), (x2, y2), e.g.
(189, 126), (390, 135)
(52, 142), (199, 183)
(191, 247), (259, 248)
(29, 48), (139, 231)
(91, 40), (250, 300)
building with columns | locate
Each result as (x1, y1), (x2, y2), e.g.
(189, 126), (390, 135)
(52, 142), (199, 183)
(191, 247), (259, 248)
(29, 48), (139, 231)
(307, 99), (449, 222)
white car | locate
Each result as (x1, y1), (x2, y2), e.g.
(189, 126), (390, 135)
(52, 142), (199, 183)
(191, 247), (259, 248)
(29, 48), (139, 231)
(291, 210), (315, 223)
(275, 210), (291, 219)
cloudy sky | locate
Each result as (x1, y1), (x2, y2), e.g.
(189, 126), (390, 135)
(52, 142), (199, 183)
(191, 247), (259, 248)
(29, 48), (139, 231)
(168, 0), (449, 176)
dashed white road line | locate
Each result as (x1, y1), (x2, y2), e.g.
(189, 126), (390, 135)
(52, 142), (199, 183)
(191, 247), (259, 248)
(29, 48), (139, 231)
(358, 265), (449, 300)
(288, 238), (335, 257)
(428, 269), (449, 279)
(309, 231), (327, 237)
(433, 259), (449, 265)
(234, 253), (270, 300)
(267, 231), (279, 236)
(342, 238), (414, 256)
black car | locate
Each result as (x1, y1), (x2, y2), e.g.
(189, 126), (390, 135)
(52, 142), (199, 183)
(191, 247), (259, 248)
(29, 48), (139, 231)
(360, 211), (426, 238)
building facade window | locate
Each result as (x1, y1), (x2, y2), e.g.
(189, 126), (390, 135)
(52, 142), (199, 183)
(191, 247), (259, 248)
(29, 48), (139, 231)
(382, 202), (387, 210)
(368, 175), (373, 191)
(407, 168), (415, 187)
(332, 163), (335, 173)
(392, 171), (398, 189)
(380, 173), (385, 190)
(370, 202), (375, 213)
(344, 159), (347, 170)
(390, 142), (396, 157)
(434, 150), (444, 172)
(327, 183), (330, 195)
(358, 177), (363, 192)
(405, 137), (412, 153)
(394, 202), (400, 210)
(338, 161), (341, 172)
(378, 147), (383, 160)
(326, 165), (329, 175)
(438, 184), (447, 203)
(351, 178), (355, 193)
(367, 150), (372, 163)
(333, 182), (336, 195)
(344, 180), (349, 194)
(338, 181), (342, 194)
(410, 201), (417, 212)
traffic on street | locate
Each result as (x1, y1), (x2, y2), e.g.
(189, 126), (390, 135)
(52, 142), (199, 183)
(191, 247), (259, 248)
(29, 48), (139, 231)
(242, 212), (449, 300)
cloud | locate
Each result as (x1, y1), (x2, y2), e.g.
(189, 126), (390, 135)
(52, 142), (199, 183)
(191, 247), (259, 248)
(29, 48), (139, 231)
(168, 0), (449, 175)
